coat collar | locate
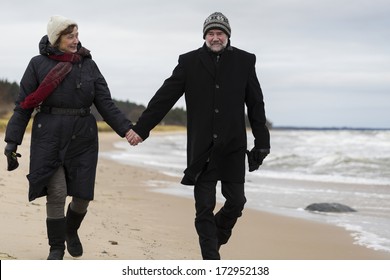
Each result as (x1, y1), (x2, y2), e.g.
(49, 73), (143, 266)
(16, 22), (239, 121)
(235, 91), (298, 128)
(39, 35), (90, 58)
(199, 42), (233, 78)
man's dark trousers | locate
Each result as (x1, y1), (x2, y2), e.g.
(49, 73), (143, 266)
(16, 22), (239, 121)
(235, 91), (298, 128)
(194, 178), (246, 260)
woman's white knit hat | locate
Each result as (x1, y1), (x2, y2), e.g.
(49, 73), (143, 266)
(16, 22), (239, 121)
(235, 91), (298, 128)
(47, 15), (78, 45)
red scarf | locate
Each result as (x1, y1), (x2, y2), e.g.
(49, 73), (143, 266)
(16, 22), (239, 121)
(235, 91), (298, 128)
(20, 47), (90, 109)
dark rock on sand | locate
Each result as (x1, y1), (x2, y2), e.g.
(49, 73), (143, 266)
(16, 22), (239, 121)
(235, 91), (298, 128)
(305, 203), (357, 213)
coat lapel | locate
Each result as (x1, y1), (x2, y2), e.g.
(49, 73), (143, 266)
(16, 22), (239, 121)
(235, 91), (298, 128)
(199, 47), (216, 79)
(198, 45), (234, 79)
(217, 46), (233, 77)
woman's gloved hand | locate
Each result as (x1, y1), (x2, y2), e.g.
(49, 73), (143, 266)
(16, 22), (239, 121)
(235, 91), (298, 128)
(4, 143), (21, 171)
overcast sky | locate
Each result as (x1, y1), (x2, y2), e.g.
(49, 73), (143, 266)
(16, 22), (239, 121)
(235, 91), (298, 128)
(0, 0), (389, 128)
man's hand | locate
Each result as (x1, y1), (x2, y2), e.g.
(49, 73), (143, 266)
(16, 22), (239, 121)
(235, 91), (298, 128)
(246, 148), (269, 172)
(4, 143), (21, 171)
(125, 129), (143, 146)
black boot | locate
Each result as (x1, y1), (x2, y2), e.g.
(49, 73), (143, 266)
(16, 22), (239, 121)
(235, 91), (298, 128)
(46, 218), (66, 260)
(65, 204), (86, 257)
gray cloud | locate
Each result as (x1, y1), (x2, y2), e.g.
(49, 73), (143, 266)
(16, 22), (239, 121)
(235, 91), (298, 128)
(1, 0), (389, 128)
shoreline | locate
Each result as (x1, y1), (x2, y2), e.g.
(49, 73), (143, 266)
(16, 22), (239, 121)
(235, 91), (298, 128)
(1, 132), (389, 259)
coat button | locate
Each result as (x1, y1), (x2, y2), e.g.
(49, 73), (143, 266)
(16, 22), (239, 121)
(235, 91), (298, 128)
(215, 84), (220, 89)
(213, 134), (218, 139)
(214, 109), (219, 113)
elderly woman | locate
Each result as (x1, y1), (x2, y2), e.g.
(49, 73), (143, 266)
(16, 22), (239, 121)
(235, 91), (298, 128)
(4, 15), (133, 260)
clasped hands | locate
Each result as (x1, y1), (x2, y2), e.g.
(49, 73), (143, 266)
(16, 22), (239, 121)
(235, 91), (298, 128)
(125, 129), (143, 146)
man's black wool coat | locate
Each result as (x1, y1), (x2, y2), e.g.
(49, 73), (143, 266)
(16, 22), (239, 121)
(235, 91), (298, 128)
(133, 43), (270, 185)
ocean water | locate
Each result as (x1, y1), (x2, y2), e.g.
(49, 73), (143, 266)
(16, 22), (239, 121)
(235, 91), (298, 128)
(100, 129), (390, 254)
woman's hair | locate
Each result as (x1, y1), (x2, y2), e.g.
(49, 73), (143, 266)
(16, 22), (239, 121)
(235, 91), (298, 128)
(53, 24), (78, 47)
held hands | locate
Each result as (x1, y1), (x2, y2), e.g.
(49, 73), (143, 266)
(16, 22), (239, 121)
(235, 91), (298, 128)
(246, 147), (269, 172)
(4, 143), (21, 171)
(126, 129), (143, 146)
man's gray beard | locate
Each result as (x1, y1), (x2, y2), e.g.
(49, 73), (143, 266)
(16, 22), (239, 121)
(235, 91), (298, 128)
(206, 40), (227, 53)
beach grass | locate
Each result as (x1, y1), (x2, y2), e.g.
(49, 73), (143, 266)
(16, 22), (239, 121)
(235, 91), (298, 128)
(97, 122), (185, 133)
(0, 118), (8, 132)
(0, 118), (185, 133)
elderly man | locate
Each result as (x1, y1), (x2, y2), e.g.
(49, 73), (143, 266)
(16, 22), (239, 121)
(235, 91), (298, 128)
(126, 12), (270, 259)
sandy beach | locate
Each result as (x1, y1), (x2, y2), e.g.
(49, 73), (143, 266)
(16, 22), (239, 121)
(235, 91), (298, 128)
(1, 131), (390, 260)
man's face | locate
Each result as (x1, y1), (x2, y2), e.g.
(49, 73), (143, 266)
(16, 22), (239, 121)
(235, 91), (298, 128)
(205, 29), (228, 53)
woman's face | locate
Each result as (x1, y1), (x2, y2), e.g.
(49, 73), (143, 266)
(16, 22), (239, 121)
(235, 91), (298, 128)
(58, 26), (79, 53)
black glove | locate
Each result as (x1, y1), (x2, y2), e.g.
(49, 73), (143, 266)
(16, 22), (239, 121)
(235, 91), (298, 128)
(246, 148), (269, 172)
(4, 143), (21, 171)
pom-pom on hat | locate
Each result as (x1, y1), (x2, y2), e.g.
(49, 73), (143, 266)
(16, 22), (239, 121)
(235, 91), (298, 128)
(47, 15), (78, 45)
(203, 12), (231, 39)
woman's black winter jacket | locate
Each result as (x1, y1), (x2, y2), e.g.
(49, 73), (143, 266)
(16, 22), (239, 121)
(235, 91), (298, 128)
(5, 36), (132, 201)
